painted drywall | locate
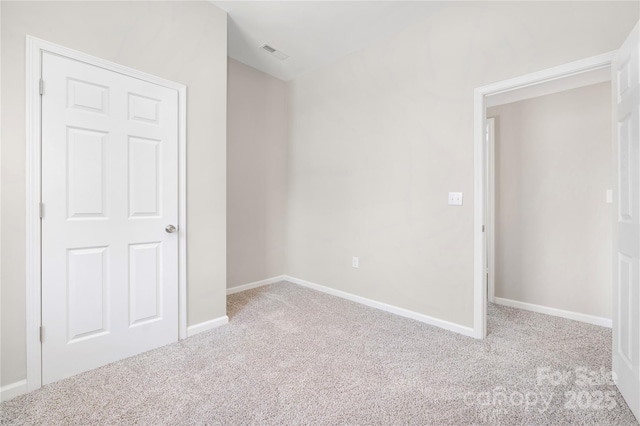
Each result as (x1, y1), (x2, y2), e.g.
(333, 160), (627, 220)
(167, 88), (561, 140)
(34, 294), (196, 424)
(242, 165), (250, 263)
(285, 2), (638, 327)
(487, 82), (612, 319)
(227, 59), (288, 288)
(1, 1), (227, 387)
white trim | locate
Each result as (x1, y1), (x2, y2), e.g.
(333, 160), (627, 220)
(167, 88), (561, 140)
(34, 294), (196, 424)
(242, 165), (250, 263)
(480, 51), (615, 102)
(473, 51), (616, 340)
(186, 316), (229, 337)
(473, 88), (488, 339)
(25, 36), (43, 392)
(494, 297), (612, 328)
(25, 36), (188, 392)
(1, 380), (28, 402)
(178, 84), (188, 341)
(284, 276), (476, 338)
(227, 275), (286, 295)
(486, 117), (496, 304)
(485, 66), (611, 108)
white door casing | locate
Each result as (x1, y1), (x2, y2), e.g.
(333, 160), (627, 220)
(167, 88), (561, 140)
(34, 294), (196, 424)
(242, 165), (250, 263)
(485, 117), (495, 304)
(26, 37), (187, 390)
(612, 20), (640, 420)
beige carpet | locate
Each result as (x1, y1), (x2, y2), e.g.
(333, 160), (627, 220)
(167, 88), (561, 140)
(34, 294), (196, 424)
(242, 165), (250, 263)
(1, 281), (637, 425)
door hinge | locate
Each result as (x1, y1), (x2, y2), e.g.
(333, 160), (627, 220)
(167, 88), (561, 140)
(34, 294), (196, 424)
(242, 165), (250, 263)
(482, 225), (485, 232)
(39, 326), (44, 343)
(39, 79), (44, 96)
(39, 202), (44, 219)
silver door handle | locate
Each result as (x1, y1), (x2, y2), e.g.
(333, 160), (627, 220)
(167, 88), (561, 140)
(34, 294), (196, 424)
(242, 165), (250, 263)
(165, 224), (177, 233)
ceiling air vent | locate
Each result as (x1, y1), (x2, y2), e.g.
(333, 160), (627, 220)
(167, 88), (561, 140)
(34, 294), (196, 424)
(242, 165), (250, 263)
(260, 43), (289, 61)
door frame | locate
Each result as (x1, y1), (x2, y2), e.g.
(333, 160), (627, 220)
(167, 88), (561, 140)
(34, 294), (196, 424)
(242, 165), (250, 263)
(25, 36), (188, 391)
(472, 51), (616, 339)
(485, 117), (496, 305)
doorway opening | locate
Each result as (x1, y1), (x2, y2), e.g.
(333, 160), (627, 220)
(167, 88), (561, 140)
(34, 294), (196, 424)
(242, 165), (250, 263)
(485, 75), (613, 328)
(472, 51), (616, 339)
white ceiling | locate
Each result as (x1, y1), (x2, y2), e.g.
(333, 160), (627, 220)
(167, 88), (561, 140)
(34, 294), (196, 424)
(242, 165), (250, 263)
(212, 1), (446, 81)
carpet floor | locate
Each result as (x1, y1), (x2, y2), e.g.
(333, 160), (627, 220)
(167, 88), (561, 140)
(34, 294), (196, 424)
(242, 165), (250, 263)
(1, 281), (637, 425)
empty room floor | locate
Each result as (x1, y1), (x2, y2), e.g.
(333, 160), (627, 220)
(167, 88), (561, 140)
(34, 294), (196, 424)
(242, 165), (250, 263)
(1, 281), (636, 425)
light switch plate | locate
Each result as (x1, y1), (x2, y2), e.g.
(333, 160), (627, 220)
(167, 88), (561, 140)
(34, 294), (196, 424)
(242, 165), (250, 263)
(448, 192), (463, 206)
(606, 189), (613, 204)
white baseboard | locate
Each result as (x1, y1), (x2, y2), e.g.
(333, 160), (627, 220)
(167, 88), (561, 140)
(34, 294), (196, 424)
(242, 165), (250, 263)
(227, 275), (286, 295)
(1, 379), (28, 402)
(493, 297), (612, 328)
(186, 315), (229, 337)
(283, 275), (476, 338)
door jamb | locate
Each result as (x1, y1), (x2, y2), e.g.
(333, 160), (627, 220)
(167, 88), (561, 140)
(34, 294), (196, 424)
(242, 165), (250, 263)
(472, 51), (616, 339)
(485, 117), (495, 304)
(25, 36), (188, 392)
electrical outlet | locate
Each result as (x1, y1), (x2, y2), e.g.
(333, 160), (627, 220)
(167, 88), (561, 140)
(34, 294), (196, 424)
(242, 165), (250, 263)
(352, 256), (359, 268)
(448, 192), (463, 206)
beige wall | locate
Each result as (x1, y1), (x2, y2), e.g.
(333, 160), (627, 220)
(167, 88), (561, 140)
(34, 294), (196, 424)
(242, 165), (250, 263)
(1, 1), (227, 386)
(488, 83), (612, 319)
(227, 59), (288, 288)
(285, 2), (638, 327)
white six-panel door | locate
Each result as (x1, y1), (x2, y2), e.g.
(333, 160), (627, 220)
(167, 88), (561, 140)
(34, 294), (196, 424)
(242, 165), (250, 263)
(613, 21), (640, 420)
(41, 51), (179, 384)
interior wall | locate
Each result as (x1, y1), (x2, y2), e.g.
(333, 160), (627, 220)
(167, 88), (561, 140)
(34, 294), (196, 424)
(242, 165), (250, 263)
(488, 82), (612, 319)
(285, 2), (638, 327)
(1, 1), (227, 387)
(227, 59), (288, 288)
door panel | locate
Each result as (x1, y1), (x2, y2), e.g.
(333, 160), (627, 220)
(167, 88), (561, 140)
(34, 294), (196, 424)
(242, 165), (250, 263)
(129, 136), (161, 217)
(67, 127), (108, 218)
(129, 242), (162, 326)
(613, 20), (640, 420)
(67, 246), (109, 342)
(41, 52), (179, 385)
